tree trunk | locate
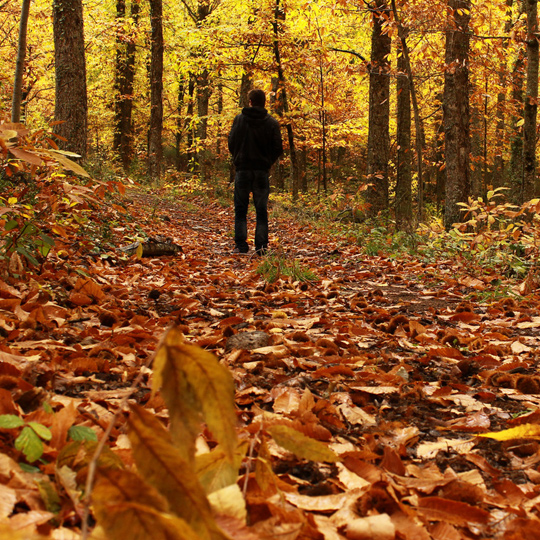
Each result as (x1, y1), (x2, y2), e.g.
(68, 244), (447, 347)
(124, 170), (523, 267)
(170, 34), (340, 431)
(523, 0), (538, 200)
(11, 0), (31, 124)
(493, 0), (513, 188)
(186, 73), (196, 168)
(366, 1), (391, 217)
(395, 40), (412, 230)
(434, 94), (445, 210)
(509, 48), (525, 200)
(113, 0), (139, 171)
(147, 0), (163, 180)
(273, 0), (300, 200)
(53, 0), (88, 158)
(443, 0), (471, 228)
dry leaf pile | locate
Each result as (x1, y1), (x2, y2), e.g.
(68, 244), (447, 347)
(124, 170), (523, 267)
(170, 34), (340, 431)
(1, 189), (540, 539)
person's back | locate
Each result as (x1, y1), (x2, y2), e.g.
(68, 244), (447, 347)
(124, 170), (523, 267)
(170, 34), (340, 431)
(228, 89), (283, 255)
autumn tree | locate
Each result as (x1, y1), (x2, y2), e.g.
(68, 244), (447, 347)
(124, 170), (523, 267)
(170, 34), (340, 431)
(272, 0), (300, 199)
(148, 0), (163, 179)
(522, 0), (538, 200)
(443, 0), (471, 228)
(11, 0), (31, 123)
(365, 1), (391, 217)
(113, 0), (140, 171)
(53, 0), (88, 158)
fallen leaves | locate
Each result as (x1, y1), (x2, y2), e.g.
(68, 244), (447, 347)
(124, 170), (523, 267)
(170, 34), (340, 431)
(2, 189), (540, 539)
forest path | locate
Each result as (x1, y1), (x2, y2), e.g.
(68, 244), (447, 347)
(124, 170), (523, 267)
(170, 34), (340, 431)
(125, 190), (540, 539)
(2, 188), (540, 538)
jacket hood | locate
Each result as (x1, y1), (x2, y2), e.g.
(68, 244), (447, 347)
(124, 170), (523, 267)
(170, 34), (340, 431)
(242, 106), (268, 120)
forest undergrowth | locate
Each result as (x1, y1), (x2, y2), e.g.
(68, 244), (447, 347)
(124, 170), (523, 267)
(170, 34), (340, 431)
(3, 159), (540, 538)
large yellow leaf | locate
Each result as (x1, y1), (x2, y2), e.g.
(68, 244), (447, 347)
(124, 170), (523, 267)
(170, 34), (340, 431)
(153, 327), (237, 463)
(268, 425), (340, 463)
(95, 501), (202, 540)
(94, 468), (170, 513)
(128, 405), (229, 540)
(195, 441), (248, 494)
(477, 423), (540, 441)
(43, 150), (90, 177)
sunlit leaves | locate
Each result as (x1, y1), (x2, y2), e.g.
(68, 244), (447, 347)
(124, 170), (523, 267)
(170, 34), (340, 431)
(477, 423), (540, 442)
(153, 327), (237, 464)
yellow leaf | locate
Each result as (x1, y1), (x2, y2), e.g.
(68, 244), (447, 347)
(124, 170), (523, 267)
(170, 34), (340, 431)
(128, 405), (228, 540)
(136, 243), (143, 259)
(477, 423), (540, 441)
(516, 118), (525, 127)
(94, 468), (170, 513)
(153, 327), (237, 464)
(255, 438), (277, 494)
(41, 150), (90, 177)
(196, 441), (248, 494)
(207, 484), (246, 522)
(8, 197), (17, 205)
(95, 498), (201, 540)
(268, 425), (340, 463)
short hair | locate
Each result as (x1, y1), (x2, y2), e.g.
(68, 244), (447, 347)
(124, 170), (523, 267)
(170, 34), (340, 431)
(248, 89), (266, 107)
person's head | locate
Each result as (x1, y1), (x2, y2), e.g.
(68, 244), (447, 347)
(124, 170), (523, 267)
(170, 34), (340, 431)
(248, 89), (266, 107)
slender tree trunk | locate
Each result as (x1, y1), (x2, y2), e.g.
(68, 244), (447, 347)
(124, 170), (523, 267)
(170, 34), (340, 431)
(366, 1), (391, 216)
(434, 94), (445, 210)
(391, 0), (424, 226)
(114, 0), (139, 171)
(11, 0), (31, 123)
(395, 40), (412, 230)
(443, 0), (471, 228)
(147, 0), (163, 179)
(270, 76), (285, 190)
(272, 0), (300, 200)
(175, 79), (186, 170)
(493, 0), (513, 188)
(523, 0), (538, 200)
(53, 0), (88, 158)
(509, 48), (525, 200)
(186, 74), (196, 168)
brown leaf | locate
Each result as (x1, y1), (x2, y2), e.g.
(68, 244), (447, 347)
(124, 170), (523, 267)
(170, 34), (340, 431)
(128, 404), (228, 540)
(267, 424), (339, 463)
(417, 496), (489, 525)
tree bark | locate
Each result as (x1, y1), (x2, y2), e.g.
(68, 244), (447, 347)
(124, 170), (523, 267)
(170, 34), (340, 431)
(11, 0), (31, 123)
(53, 0), (88, 158)
(113, 0), (139, 171)
(493, 0), (513, 188)
(147, 0), (163, 180)
(395, 40), (412, 230)
(523, 0), (538, 201)
(366, 1), (391, 217)
(273, 0), (299, 200)
(509, 48), (525, 200)
(443, 0), (471, 228)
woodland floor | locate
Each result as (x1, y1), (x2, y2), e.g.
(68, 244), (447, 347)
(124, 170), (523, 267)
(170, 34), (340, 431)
(3, 188), (540, 539)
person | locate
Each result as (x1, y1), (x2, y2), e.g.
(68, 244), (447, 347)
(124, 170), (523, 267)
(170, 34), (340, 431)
(228, 89), (283, 255)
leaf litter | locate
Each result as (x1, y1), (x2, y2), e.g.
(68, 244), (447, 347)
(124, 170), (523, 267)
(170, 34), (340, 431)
(1, 189), (540, 538)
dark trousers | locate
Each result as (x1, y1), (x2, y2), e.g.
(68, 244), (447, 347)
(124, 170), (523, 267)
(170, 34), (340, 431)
(234, 170), (270, 252)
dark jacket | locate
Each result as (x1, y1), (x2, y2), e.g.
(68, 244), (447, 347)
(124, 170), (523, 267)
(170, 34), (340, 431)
(228, 106), (283, 171)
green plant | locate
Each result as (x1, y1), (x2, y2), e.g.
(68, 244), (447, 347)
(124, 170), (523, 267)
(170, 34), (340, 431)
(0, 414), (52, 463)
(256, 251), (318, 283)
(0, 122), (120, 272)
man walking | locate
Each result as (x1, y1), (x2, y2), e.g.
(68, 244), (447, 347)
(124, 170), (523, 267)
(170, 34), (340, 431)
(228, 89), (283, 255)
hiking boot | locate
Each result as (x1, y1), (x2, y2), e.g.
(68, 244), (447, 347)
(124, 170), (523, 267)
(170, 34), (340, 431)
(232, 247), (249, 254)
